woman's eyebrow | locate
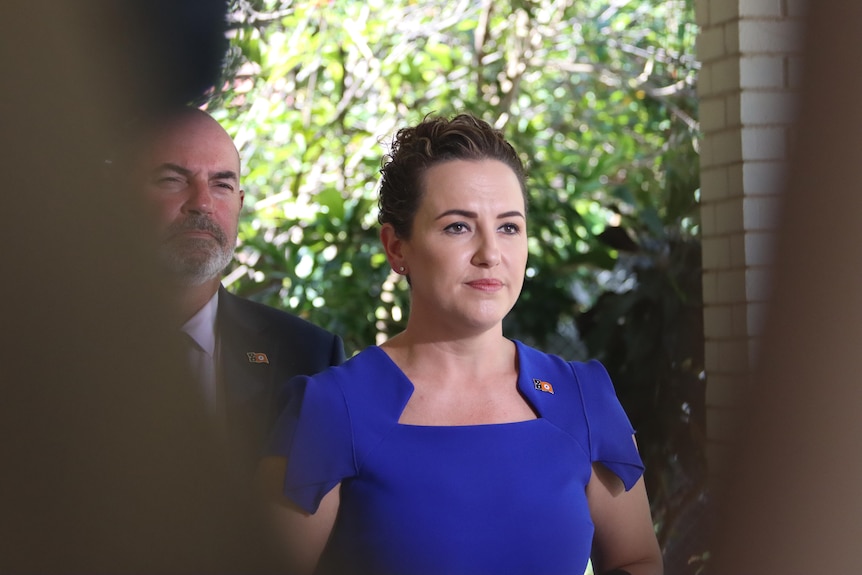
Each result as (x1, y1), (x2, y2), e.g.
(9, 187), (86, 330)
(435, 209), (477, 220)
(434, 209), (525, 220)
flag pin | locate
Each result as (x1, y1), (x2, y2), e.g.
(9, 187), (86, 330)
(533, 378), (554, 394)
(247, 352), (269, 364)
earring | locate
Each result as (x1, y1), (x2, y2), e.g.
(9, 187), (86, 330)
(398, 266), (406, 273)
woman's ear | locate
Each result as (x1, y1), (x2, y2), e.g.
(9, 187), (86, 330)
(380, 223), (406, 273)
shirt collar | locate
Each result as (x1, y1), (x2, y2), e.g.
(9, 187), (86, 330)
(180, 290), (219, 356)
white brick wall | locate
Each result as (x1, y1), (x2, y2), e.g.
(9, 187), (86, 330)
(697, 0), (805, 477)
(740, 55), (785, 87)
(739, 0), (785, 17)
(738, 20), (804, 53)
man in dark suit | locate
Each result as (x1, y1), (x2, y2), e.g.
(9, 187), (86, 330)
(217, 286), (346, 471)
(137, 107), (345, 472)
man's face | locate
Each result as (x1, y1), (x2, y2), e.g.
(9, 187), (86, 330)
(140, 112), (244, 286)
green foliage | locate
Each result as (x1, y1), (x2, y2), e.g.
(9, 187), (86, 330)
(211, 0), (704, 567)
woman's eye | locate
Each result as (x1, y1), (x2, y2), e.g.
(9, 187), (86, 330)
(445, 222), (469, 234)
(500, 223), (521, 234)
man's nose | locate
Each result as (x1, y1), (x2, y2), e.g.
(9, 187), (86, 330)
(182, 179), (214, 214)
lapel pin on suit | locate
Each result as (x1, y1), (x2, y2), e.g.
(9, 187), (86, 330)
(247, 352), (270, 364)
(533, 378), (554, 394)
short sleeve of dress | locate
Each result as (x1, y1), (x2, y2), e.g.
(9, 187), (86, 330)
(570, 359), (644, 491)
(266, 371), (355, 514)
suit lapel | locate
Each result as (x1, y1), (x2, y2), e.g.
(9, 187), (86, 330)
(216, 288), (277, 463)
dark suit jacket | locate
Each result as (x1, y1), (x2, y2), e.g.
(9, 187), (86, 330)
(216, 286), (345, 472)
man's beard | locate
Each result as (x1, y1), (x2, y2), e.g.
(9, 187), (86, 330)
(159, 214), (234, 286)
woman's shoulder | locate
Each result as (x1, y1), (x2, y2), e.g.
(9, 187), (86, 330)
(279, 347), (390, 412)
(302, 345), (413, 423)
(514, 340), (602, 391)
(513, 340), (612, 392)
(512, 340), (623, 435)
(513, 341), (644, 489)
(298, 345), (393, 388)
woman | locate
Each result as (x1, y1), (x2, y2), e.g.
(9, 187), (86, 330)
(258, 114), (663, 575)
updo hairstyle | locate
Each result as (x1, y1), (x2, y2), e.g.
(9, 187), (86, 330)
(378, 113), (527, 239)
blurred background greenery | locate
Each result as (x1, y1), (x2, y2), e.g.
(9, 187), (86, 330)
(207, 0), (706, 571)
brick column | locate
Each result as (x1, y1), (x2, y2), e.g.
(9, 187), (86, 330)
(695, 0), (805, 478)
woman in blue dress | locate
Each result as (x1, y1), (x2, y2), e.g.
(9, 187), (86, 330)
(258, 114), (663, 575)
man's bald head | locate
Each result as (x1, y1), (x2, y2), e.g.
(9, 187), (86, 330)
(144, 107), (241, 168)
(136, 108), (245, 287)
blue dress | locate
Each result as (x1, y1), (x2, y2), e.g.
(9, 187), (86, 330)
(268, 340), (644, 575)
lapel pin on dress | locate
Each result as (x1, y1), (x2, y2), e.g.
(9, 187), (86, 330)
(533, 378), (554, 394)
(247, 352), (270, 364)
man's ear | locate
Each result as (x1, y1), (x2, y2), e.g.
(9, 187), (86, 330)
(380, 223), (405, 272)
(239, 189), (245, 208)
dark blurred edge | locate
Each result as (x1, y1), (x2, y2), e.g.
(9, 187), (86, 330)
(712, 2), (862, 574)
(0, 2), (281, 573)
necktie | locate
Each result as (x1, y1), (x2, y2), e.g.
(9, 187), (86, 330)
(182, 331), (217, 413)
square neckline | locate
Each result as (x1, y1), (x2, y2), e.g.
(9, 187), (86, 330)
(368, 341), (544, 429)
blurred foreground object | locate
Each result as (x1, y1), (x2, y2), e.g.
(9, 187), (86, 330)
(714, 1), (862, 572)
(0, 1), (279, 572)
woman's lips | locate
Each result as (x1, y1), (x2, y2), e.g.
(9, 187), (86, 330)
(466, 279), (503, 291)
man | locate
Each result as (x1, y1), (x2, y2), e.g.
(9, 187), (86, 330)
(137, 107), (345, 471)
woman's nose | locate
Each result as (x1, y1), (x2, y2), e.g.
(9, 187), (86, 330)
(471, 233), (501, 267)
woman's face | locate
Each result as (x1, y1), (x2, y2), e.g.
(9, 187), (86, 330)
(394, 158), (528, 335)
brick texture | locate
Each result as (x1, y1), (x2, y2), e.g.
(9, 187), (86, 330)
(697, 0), (805, 479)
